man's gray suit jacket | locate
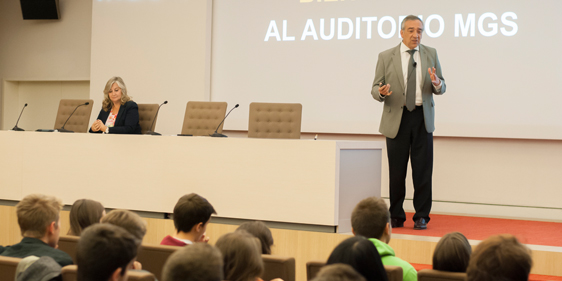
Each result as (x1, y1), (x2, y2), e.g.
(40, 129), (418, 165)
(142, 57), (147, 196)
(371, 43), (446, 139)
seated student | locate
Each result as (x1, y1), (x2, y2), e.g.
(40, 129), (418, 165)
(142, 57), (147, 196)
(466, 234), (532, 281)
(216, 231), (273, 281)
(433, 232), (472, 272)
(161, 193), (216, 246)
(326, 236), (388, 281)
(77, 223), (139, 281)
(236, 221), (274, 254)
(312, 264), (367, 281)
(162, 242), (224, 281)
(101, 209), (147, 269)
(350, 197), (416, 281)
(1, 194), (73, 267)
(68, 199), (105, 236)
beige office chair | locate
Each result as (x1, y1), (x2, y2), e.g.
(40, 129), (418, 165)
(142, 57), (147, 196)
(384, 265), (404, 281)
(417, 269), (467, 281)
(0, 256), (21, 281)
(306, 260), (325, 280)
(261, 255), (295, 281)
(61, 265), (156, 281)
(135, 244), (180, 281)
(58, 235), (80, 263)
(181, 101), (228, 136)
(137, 104), (159, 134)
(54, 99), (94, 133)
(248, 102), (302, 139)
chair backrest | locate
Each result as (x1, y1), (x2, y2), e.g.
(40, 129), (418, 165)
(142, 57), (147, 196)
(261, 255), (295, 281)
(181, 101), (228, 136)
(0, 256), (21, 281)
(61, 265), (156, 281)
(417, 269), (467, 281)
(54, 99), (94, 133)
(384, 265), (403, 281)
(135, 244), (180, 281)
(137, 104), (159, 134)
(305, 260), (325, 281)
(248, 102), (302, 139)
(58, 235), (80, 263)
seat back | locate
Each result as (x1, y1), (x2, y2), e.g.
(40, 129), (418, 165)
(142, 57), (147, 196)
(54, 99), (94, 133)
(58, 235), (80, 263)
(248, 103), (302, 139)
(136, 244), (180, 281)
(137, 104), (159, 134)
(61, 265), (156, 281)
(305, 260), (325, 281)
(261, 255), (295, 281)
(181, 101), (228, 136)
(0, 256), (21, 281)
(384, 265), (403, 281)
(417, 269), (467, 281)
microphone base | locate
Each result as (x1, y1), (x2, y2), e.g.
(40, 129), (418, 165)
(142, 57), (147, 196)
(58, 128), (74, 133)
(145, 131), (162, 136)
(11, 126), (24, 131)
(210, 132), (228, 138)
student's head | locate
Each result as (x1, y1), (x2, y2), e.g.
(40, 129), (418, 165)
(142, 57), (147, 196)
(215, 231), (263, 281)
(327, 236), (389, 281)
(68, 199), (105, 236)
(312, 264), (366, 281)
(466, 234), (532, 281)
(173, 193), (216, 240)
(77, 224), (138, 281)
(101, 209), (147, 244)
(433, 232), (472, 272)
(162, 242), (224, 281)
(236, 221), (274, 254)
(351, 197), (390, 242)
(16, 194), (63, 247)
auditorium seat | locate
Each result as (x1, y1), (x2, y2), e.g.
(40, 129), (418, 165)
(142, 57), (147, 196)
(384, 265), (403, 281)
(248, 102), (302, 139)
(54, 99), (94, 133)
(417, 269), (467, 281)
(58, 235), (80, 263)
(61, 265), (156, 281)
(181, 101), (228, 136)
(135, 244), (180, 281)
(137, 103), (159, 134)
(306, 260), (403, 281)
(261, 254), (295, 281)
(0, 256), (21, 281)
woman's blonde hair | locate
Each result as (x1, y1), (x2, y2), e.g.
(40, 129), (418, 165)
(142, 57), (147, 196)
(102, 76), (132, 111)
(67, 199), (105, 236)
(215, 230), (263, 281)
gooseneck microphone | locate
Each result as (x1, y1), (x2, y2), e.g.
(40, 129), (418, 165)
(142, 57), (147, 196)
(146, 101), (168, 135)
(12, 103), (28, 131)
(58, 102), (90, 133)
(210, 104), (239, 138)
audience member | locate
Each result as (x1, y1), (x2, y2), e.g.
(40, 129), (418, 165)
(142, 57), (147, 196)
(466, 234), (532, 281)
(312, 264), (366, 281)
(162, 242), (224, 281)
(1, 194), (73, 267)
(236, 221), (274, 254)
(68, 199), (105, 236)
(77, 223), (138, 281)
(101, 209), (147, 270)
(215, 231), (265, 281)
(326, 236), (388, 281)
(432, 232), (471, 272)
(351, 197), (416, 281)
(161, 193), (216, 246)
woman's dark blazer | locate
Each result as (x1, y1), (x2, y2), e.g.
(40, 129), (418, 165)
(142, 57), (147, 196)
(89, 101), (142, 134)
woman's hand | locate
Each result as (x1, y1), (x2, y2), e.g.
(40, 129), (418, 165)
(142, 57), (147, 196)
(91, 119), (102, 132)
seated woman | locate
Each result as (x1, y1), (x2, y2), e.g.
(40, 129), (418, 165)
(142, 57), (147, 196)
(433, 232), (472, 272)
(90, 76), (141, 134)
(236, 221), (274, 254)
(327, 236), (388, 281)
(68, 199), (105, 236)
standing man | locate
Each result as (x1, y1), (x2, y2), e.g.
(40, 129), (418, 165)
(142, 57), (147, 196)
(371, 15), (446, 230)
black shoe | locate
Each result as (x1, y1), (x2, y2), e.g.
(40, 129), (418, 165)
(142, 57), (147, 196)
(391, 218), (404, 228)
(414, 218), (427, 230)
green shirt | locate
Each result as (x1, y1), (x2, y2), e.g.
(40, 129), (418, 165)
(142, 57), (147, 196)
(370, 238), (417, 281)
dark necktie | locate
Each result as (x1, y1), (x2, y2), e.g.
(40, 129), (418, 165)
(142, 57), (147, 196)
(406, 49), (417, 112)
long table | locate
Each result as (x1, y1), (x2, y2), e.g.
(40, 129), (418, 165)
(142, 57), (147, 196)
(0, 131), (383, 233)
